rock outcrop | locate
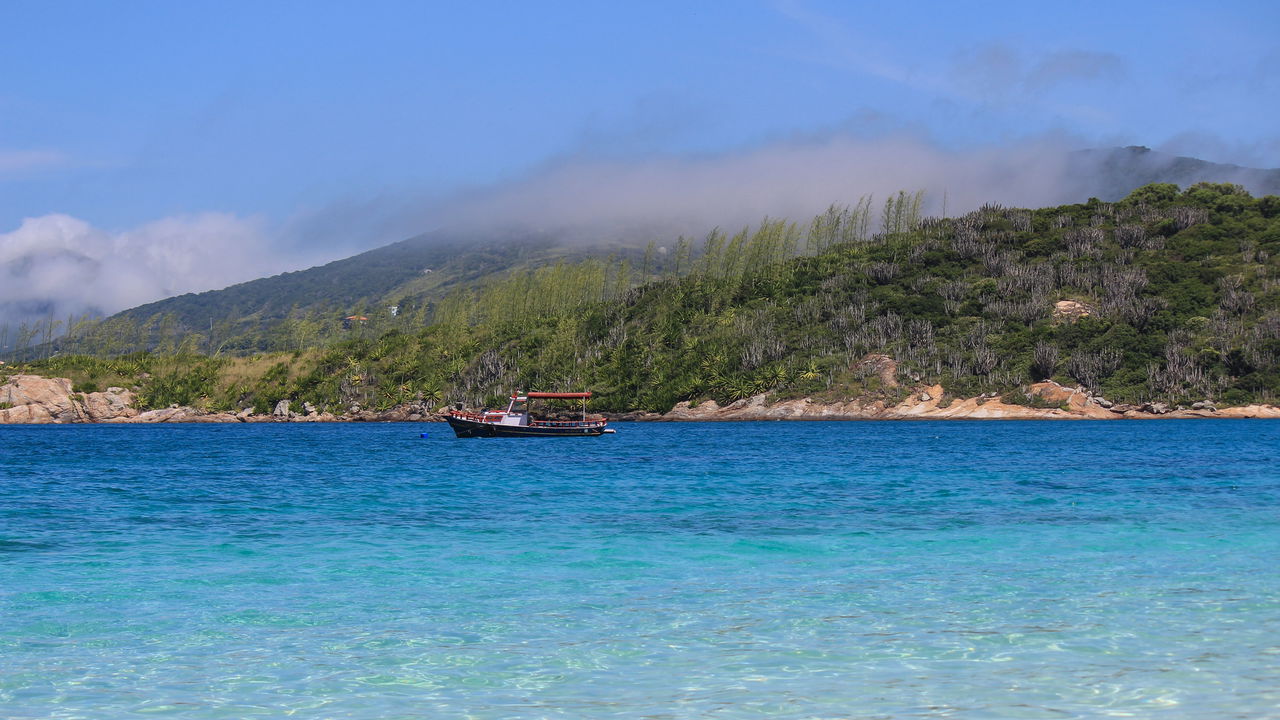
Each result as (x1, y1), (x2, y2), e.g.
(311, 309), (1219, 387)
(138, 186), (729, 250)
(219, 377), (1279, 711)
(1053, 299), (1093, 322)
(0, 374), (442, 424)
(0, 375), (84, 423)
(0, 375), (139, 423)
(656, 380), (1280, 421)
(856, 353), (899, 387)
(81, 387), (140, 421)
(1214, 405), (1280, 419)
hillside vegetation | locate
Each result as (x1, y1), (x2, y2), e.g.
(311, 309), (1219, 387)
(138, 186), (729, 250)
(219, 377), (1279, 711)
(1, 233), (599, 357)
(8, 146), (1279, 360)
(5, 183), (1279, 414)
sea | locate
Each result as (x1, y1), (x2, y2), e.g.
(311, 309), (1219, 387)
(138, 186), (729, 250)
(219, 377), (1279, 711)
(1, 420), (1278, 719)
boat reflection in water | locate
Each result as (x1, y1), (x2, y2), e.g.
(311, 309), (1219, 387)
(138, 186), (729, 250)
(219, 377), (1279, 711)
(445, 391), (614, 438)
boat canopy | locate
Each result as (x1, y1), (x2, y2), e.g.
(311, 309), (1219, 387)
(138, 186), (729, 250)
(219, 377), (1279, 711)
(523, 391), (592, 399)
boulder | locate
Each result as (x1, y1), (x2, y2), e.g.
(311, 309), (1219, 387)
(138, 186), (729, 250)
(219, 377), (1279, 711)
(1053, 299), (1093, 321)
(185, 411), (238, 423)
(272, 399), (291, 417)
(0, 400), (59, 424)
(1026, 380), (1077, 407)
(0, 375), (85, 423)
(376, 407), (412, 422)
(856, 354), (899, 387)
(664, 400), (722, 420)
(127, 407), (194, 423)
(82, 389), (138, 421)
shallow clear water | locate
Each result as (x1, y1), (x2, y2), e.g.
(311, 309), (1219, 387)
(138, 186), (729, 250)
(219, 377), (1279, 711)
(2, 420), (1278, 719)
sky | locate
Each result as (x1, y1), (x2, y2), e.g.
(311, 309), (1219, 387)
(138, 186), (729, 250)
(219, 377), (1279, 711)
(2, 0), (1278, 320)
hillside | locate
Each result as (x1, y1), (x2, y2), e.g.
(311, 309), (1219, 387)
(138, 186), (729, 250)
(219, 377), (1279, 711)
(8, 147), (1276, 358)
(10, 181), (1279, 415)
(22, 232), (621, 356)
(104, 232), (575, 353)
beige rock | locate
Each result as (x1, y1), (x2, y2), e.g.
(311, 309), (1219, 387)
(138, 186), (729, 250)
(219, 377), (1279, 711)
(657, 380), (1280, 422)
(0, 375), (85, 423)
(376, 407), (412, 422)
(1215, 405), (1280, 419)
(664, 399), (723, 420)
(191, 412), (239, 423)
(856, 353), (899, 387)
(1053, 299), (1093, 321)
(0, 400), (58, 424)
(123, 408), (184, 423)
(81, 389), (139, 421)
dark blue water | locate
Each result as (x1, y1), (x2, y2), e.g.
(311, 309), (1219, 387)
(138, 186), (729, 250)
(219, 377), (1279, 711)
(2, 421), (1279, 718)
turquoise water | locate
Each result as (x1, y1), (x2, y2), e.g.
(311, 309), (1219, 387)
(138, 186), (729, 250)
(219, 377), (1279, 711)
(2, 420), (1279, 719)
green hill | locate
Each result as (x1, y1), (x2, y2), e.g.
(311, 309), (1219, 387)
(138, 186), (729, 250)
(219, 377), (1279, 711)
(15, 182), (1280, 413)
(60, 232), (618, 355)
(10, 146), (1275, 359)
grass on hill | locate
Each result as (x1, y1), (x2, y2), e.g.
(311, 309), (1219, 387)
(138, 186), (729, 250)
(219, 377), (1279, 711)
(7, 183), (1279, 414)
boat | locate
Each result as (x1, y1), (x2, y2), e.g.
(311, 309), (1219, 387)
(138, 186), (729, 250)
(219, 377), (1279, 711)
(445, 391), (615, 438)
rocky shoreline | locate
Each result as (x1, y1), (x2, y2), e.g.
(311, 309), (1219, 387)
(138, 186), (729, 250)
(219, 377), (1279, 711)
(658, 381), (1280, 421)
(0, 375), (445, 425)
(2, 374), (1278, 425)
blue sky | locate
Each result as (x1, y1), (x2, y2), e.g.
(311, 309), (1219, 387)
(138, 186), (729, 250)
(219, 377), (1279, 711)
(1, 0), (1278, 317)
(4, 1), (1278, 228)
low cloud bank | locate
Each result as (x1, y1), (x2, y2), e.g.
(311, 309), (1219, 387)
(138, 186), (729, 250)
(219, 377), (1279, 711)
(0, 213), (297, 326)
(437, 136), (1278, 243)
(439, 136), (1073, 240)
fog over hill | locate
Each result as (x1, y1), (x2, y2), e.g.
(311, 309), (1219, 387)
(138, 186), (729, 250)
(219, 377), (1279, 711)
(437, 144), (1280, 244)
(3, 143), (1279, 351)
(1065, 146), (1280, 202)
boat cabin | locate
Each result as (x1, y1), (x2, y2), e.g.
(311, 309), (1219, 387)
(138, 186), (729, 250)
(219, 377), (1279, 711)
(485, 391), (593, 426)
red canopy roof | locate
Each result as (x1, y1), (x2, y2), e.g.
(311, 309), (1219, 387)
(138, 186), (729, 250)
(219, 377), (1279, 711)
(523, 391), (592, 399)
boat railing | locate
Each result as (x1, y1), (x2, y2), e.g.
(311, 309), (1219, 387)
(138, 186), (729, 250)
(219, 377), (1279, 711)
(450, 410), (505, 422)
(529, 419), (608, 428)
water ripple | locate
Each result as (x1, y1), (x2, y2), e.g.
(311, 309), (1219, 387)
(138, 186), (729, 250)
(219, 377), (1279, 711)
(1, 420), (1279, 718)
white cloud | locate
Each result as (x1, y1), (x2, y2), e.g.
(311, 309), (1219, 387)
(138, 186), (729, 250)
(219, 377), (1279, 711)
(0, 212), (292, 324)
(434, 130), (1280, 245)
(438, 134), (1082, 241)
